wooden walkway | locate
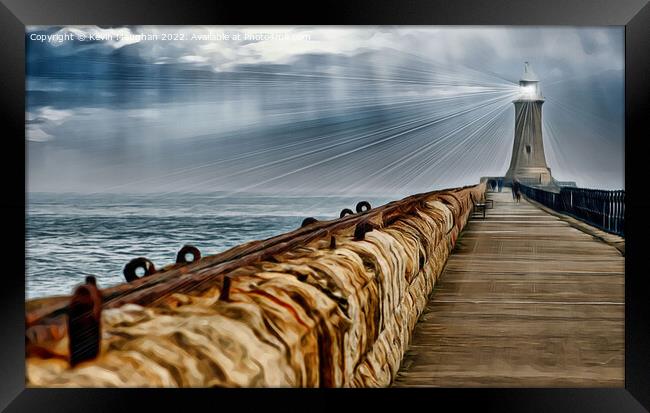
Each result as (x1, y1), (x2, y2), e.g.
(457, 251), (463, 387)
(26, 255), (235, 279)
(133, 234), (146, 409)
(392, 189), (624, 387)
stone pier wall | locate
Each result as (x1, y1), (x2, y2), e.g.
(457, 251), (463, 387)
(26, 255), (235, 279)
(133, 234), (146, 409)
(26, 183), (485, 387)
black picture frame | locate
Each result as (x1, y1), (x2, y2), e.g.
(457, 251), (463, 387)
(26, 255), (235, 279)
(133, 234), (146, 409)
(1, 0), (649, 411)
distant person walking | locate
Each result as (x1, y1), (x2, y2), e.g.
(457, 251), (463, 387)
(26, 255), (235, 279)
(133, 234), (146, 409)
(512, 179), (522, 203)
(497, 180), (503, 192)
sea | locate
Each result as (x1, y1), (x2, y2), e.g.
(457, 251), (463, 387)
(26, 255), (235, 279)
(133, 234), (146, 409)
(26, 192), (392, 299)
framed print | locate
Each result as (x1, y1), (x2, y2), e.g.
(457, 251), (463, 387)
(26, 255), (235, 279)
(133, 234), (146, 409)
(1, 0), (649, 411)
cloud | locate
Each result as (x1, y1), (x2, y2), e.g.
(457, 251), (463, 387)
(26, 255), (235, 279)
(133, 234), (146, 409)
(178, 55), (209, 64)
(25, 26), (624, 191)
(24, 106), (166, 143)
(37, 107), (74, 124)
(27, 106), (74, 127)
(26, 106), (75, 142)
(126, 109), (160, 119)
(52, 26), (143, 49)
(26, 127), (53, 142)
(27, 26), (624, 79)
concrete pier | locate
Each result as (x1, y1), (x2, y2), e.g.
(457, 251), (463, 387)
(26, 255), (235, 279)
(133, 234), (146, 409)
(393, 189), (624, 387)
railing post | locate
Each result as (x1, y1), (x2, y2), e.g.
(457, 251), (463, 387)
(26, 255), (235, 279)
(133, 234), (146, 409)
(601, 194), (607, 228)
(607, 191), (612, 232)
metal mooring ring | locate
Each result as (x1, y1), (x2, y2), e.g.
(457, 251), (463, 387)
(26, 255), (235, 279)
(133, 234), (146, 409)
(301, 217), (318, 227)
(176, 245), (201, 264)
(340, 208), (354, 218)
(356, 201), (372, 213)
(123, 257), (156, 282)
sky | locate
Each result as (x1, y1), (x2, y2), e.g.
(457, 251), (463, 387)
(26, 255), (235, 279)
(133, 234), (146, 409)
(25, 26), (625, 196)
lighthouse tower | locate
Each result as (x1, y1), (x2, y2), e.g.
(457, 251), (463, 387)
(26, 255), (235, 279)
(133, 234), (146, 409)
(504, 62), (554, 186)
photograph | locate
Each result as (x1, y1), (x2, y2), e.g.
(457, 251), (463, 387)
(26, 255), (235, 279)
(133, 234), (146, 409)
(23, 25), (627, 388)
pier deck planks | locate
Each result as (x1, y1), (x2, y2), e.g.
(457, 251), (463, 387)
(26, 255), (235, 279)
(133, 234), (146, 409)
(392, 189), (624, 387)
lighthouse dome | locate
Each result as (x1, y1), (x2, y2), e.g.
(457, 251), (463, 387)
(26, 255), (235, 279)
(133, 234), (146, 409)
(520, 61), (539, 82)
(517, 62), (543, 100)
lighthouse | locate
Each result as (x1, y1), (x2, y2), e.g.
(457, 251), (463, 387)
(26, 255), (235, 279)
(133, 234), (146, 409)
(504, 62), (554, 187)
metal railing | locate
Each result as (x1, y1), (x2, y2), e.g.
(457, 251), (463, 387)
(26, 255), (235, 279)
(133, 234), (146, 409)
(519, 184), (625, 237)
